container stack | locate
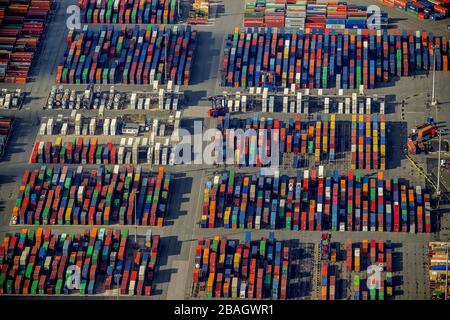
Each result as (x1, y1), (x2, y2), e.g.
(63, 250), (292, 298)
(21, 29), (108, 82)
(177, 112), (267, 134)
(200, 168), (431, 233)
(350, 114), (386, 170)
(192, 234), (289, 299)
(0, 0), (53, 83)
(11, 165), (171, 226)
(347, 239), (395, 300)
(31, 138), (170, 165)
(382, 0), (450, 20)
(114, 232), (160, 295)
(428, 242), (450, 300)
(56, 25), (197, 85)
(0, 228), (162, 295)
(243, 1), (389, 29)
(222, 28), (449, 89)
(215, 113), (336, 167)
(79, 0), (177, 24)
(0, 116), (14, 158)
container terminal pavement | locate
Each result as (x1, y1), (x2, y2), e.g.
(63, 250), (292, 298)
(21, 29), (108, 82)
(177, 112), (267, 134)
(0, 0), (449, 303)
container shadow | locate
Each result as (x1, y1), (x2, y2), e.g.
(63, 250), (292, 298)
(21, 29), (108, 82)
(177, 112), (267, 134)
(1, 118), (30, 163)
(393, 275), (404, 297)
(189, 31), (220, 86)
(184, 89), (208, 106)
(285, 240), (313, 299)
(392, 250), (403, 274)
(387, 121), (408, 170)
(165, 173), (193, 226)
(152, 235), (182, 295)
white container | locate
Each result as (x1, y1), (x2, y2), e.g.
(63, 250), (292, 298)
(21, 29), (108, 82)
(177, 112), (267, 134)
(39, 123), (47, 135)
(61, 123), (68, 135)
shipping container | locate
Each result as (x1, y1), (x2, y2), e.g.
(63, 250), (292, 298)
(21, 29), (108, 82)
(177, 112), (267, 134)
(0, 0), (53, 83)
(0, 227), (160, 296)
(192, 233), (289, 299)
(12, 165), (170, 226)
(80, 0), (177, 25)
(57, 25), (197, 85)
(201, 167), (431, 232)
(222, 28), (449, 89)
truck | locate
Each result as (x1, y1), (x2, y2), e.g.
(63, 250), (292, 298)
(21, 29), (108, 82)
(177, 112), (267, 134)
(407, 118), (438, 154)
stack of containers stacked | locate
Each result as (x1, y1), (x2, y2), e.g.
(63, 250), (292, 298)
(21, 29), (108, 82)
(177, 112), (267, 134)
(11, 165), (171, 226)
(264, 2), (285, 28)
(192, 234), (289, 299)
(56, 25), (197, 85)
(325, 2), (346, 30)
(350, 114), (385, 170)
(0, 0), (53, 83)
(215, 114), (337, 167)
(112, 233), (159, 295)
(200, 168), (432, 233)
(31, 138), (157, 165)
(305, 3), (326, 29)
(189, 0), (209, 24)
(346, 239), (394, 300)
(222, 28), (449, 90)
(79, 0), (177, 24)
(285, 1), (306, 30)
(0, 228), (149, 295)
(243, 1), (265, 27)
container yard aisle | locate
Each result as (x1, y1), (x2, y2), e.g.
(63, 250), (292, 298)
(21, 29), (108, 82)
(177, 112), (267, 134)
(186, 0), (243, 108)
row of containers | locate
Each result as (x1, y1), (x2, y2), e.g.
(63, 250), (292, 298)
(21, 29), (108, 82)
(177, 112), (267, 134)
(214, 113), (386, 169)
(29, 113), (387, 170)
(192, 233), (289, 299)
(11, 165), (171, 226)
(30, 137), (176, 167)
(222, 28), (449, 89)
(79, 0), (178, 24)
(379, 0), (449, 20)
(321, 239), (395, 300)
(428, 242), (450, 299)
(244, 0), (389, 29)
(0, 228), (160, 295)
(56, 24), (197, 85)
(200, 168), (432, 233)
(0, 0), (53, 83)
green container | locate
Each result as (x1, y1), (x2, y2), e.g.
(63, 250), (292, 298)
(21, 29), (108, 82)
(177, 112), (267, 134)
(80, 280), (87, 295)
(286, 217), (291, 230)
(322, 67), (328, 88)
(103, 68), (109, 84)
(278, 206), (284, 218)
(308, 141), (314, 154)
(356, 66), (362, 87)
(26, 264), (33, 279)
(260, 240), (266, 257)
(56, 279), (63, 294)
(31, 280), (38, 294)
(42, 207), (50, 224)
(370, 288), (376, 300)
(131, 9), (137, 23)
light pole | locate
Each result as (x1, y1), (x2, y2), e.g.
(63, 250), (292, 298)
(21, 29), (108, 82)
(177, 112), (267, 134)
(431, 44), (437, 108)
(445, 245), (448, 300)
(437, 130), (442, 208)
(134, 190), (139, 244)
